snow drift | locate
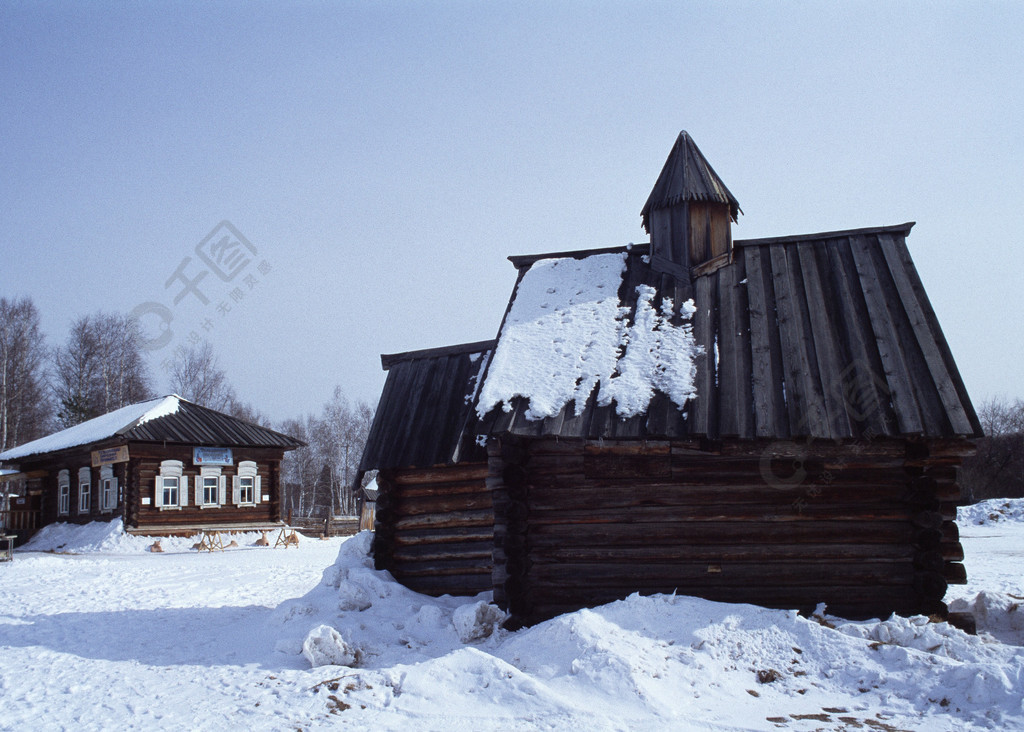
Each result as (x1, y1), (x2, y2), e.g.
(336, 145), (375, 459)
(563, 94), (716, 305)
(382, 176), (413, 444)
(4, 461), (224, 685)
(271, 529), (1024, 730)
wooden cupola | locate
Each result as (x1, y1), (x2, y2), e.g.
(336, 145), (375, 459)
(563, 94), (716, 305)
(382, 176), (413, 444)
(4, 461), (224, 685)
(641, 131), (741, 276)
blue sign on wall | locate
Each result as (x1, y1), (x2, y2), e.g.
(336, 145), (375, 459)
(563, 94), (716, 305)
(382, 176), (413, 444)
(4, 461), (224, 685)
(193, 447), (233, 466)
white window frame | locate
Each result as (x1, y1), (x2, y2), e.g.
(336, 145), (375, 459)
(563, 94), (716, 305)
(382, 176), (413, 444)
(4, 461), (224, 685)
(232, 461), (261, 507)
(57, 469), (70, 516)
(196, 466), (226, 509)
(155, 460), (188, 510)
(78, 466), (91, 515)
(100, 465), (118, 512)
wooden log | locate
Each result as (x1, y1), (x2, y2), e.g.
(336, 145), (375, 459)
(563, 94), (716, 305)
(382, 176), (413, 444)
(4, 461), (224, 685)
(394, 492), (494, 516)
(529, 542), (914, 564)
(913, 571), (947, 598)
(524, 482), (924, 510)
(392, 558), (492, 577)
(391, 541), (495, 563)
(526, 439), (585, 456)
(527, 520), (918, 546)
(527, 560), (915, 588)
(911, 511), (944, 530)
(913, 550), (944, 573)
(400, 574), (493, 597)
(943, 562), (968, 585)
(395, 479), (492, 499)
(389, 463), (489, 485)
(940, 542), (965, 562)
(583, 441), (671, 456)
(526, 505), (923, 525)
(584, 452), (670, 479)
(520, 454), (584, 476)
(393, 509), (495, 531)
(392, 527), (494, 546)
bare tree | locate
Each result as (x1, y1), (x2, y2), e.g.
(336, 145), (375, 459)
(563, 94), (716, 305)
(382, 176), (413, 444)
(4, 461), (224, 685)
(53, 312), (153, 427)
(977, 397), (1024, 437)
(168, 340), (233, 411)
(0, 296), (51, 452)
(960, 396), (1024, 503)
(279, 387), (374, 518)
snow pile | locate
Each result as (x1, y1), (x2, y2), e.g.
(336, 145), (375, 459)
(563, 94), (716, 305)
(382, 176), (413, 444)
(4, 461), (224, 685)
(949, 591), (1024, 647)
(4, 520), (1024, 729)
(476, 253), (700, 421)
(957, 497), (1024, 525)
(272, 532), (502, 669)
(303, 624), (361, 667)
(272, 532), (1024, 730)
(21, 518), (276, 554)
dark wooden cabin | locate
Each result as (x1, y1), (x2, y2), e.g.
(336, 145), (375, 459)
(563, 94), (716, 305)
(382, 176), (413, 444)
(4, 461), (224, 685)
(358, 131), (981, 627)
(0, 395), (304, 543)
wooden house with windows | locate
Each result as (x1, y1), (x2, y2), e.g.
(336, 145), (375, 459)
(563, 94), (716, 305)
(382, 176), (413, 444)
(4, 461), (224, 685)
(0, 395), (304, 544)
(357, 131), (982, 628)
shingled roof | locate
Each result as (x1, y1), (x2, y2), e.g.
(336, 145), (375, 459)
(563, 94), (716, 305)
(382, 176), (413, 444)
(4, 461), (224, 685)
(0, 395), (304, 462)
(641, 130), (741, 227)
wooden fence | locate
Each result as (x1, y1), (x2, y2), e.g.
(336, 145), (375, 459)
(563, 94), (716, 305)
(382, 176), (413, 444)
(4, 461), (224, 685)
(287, 514), (361, 537)
(0, 509), (40, 533)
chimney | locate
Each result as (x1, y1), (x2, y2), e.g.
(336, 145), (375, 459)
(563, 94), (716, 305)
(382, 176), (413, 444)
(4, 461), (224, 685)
(641, 131), (741, 276)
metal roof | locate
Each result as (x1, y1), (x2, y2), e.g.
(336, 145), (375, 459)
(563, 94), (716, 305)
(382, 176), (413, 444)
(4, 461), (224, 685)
(640, 130), (741, 228)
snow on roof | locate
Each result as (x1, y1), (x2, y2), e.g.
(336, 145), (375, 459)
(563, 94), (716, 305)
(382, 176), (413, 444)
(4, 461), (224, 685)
(0, 395), (181, 462)
(476, 252), (700, 421)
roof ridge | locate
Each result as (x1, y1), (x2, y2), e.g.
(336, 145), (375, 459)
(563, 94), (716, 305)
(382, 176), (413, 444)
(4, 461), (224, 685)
(381, 339), (496, 370)
(508, 243), (650, 270)
(735, 222), (916, 247)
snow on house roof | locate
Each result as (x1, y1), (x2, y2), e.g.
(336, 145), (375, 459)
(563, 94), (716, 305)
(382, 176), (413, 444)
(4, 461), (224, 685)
(359, 224), (981, 472)
(0, 396), (181, 461)
(0, 395), (304, 463)
(475, 252), (700, 422)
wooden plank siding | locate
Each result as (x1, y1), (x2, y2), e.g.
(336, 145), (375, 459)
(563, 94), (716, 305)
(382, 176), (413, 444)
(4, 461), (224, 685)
(491, 437), (965, 627)
(372, 462), (494, 597)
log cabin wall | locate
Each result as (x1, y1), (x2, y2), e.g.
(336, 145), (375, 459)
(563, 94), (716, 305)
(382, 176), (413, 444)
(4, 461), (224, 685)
(128, 444), (284, 530)
(372, 462), (494, 597)
(491, 436), (968, 628)
(16, 447), (131, 529)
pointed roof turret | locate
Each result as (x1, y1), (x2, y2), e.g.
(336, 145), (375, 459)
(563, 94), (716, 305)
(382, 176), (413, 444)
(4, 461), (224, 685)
(641, 131), (741, 232)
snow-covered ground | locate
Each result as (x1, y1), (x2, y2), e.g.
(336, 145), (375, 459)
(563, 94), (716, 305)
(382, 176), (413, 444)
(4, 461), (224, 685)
(1, 502), (1022, 731)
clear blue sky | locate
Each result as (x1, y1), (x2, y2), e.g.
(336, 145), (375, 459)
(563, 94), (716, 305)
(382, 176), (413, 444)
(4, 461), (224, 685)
(2, 2), (1022, 421)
